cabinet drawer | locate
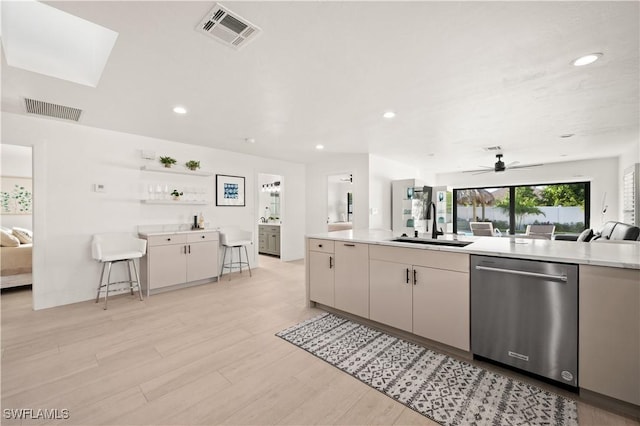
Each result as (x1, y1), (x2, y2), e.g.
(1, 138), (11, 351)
(187, 231), (219, 243)
(370, 245), (469, 272)
(146, 234), (187, 247)
(308, 238), (334, 253)
(260, 225), (280, 233)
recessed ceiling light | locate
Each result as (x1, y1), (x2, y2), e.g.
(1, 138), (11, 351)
(173, 106), (187, 114)
(560, 133), (575, 138)
(383, 111), (396, 119)
(315, 144), (324, 150)
(572, 53), (603, 67)
(560, 154), (568, 157)
(245, 138), (256, 144)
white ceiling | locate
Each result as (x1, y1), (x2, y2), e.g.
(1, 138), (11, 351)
(2, 1), (638, 173)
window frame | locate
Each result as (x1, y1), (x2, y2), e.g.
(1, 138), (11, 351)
(453, 181), (591, 235)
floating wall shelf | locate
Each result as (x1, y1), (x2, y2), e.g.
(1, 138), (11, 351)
(140, 165), (213, 177)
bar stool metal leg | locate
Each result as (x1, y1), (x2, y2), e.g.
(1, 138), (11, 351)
(104, 261), (113, 310)
(131, 259), (144, 301)
(127, 259), (135, 295)
(238, 246), (242, 274)
(96, 262), (107, 303)
(220, 246), (228, 277)
(243, 245), (252, 277)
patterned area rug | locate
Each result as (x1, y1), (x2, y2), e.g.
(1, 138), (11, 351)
(276, 313), (578, 426)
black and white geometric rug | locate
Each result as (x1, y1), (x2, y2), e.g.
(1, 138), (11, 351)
(276, 313), (578, 426)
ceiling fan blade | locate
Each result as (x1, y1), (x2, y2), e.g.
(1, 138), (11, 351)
(506, 161), (520, 167)
(510, 163), (544, 170)
(471, 170), (493, 175)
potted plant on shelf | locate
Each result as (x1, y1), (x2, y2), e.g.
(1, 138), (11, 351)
(159, 156), (177, 168)
(185, 160), (200, 171)
(171, 189), (183, 201)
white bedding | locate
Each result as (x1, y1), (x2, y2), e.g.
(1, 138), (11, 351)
(1, 243), (32, 288)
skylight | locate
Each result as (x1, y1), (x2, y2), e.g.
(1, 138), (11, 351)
(1, 0), (118, 87)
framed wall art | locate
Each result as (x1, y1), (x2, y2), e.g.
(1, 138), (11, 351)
(216, 174), (245, 206)
(1, 176), (32, 215)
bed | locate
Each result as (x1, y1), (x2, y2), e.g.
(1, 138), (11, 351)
(1, 243), (32, 288)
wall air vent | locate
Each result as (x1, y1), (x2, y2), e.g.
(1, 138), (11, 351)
(195, 3), (261, 50)
(24, 98), (82, 121)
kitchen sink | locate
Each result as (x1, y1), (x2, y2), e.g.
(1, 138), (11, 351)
(391, 237), (472, 247)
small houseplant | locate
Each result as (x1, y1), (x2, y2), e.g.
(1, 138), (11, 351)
(171, 189), (183, 200)
(185, 160), (200, 171)
(159, 156), (177, 168)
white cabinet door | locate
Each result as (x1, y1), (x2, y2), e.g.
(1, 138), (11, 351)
(309, 251), (334, 307)
(412, 266), (469, 351)
(369, 259), (413, 332)
(148, 244), (186, 289)
(579, 265), (640, 405)
(334, 242), (369, 318)
(186, 241), (219, 282)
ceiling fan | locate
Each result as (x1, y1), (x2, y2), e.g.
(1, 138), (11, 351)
(465, 154), (543, 175)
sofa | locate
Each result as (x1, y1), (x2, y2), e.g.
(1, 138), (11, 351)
(554, 221), (640, 242)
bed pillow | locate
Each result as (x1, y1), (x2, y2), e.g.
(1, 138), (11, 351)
(12, 227), (33, 244)
(0, 229), (20, 247)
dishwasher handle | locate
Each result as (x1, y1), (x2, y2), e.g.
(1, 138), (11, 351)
(475, 265), (568, 282)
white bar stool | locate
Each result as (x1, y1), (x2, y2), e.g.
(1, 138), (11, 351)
(91, 233), (147, 310)
(219, 228), (253, 279)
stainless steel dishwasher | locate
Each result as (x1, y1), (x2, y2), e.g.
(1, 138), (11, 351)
(471, 255), (578, 387)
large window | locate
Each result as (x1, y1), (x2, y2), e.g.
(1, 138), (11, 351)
(454, 182), (590, 235)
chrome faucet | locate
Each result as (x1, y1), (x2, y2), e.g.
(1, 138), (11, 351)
(259, 217), (267, 223)
(427, 202), (444, 239)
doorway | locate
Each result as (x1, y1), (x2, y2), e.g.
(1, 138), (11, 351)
(327, 173), (353, 232)
(0, 144), (34, 301)
(257, 173), (283, 264)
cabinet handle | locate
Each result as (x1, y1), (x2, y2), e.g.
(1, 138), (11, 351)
(318, 244), (323, 248)
(329, 256), (333, 269)
(413, 269), (417, 285)
(343, 243), (355, 247)
(201, 235), (206, 239)
(167, 238), (171, 241)
(188, 245), (191, 254)
(406, 268), (410, 284)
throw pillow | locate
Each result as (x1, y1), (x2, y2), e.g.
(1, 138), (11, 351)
(577, 228), (594, 242)
(0, 229), (20, 247)
(12, 227), (33, 244)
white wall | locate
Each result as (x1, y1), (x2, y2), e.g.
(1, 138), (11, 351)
(1, 144), (33, 229)
(435, 157), (619, 232)
(305, 154), (369, 235)
(369, 155), (423, 231)
(618, 143), (640, 224)
(2, 112), (305, 310)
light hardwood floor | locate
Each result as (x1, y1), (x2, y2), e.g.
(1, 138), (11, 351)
(1, 255), (638, 425)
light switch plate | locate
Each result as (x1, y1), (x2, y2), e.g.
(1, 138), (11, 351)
(94, 184), (106, 193)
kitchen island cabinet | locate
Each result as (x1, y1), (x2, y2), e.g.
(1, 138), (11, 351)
(334, 242), (369, 318)
(579, 265), (640, 406)
(305, 229), (640, 413)
(308, 239), (335, 307)
(369, 245), (469, 350)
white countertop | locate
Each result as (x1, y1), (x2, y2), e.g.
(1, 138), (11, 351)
(259, 223), (281, 226)
(307, 229), (640, 269)
(138, 223), (219, 237)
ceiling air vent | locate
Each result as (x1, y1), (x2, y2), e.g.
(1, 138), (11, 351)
(195, 3), (261, 50)
(483, 146), (503, 152)
(24, 98), (82, 121)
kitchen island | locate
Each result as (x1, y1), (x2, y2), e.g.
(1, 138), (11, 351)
(305, 229), (640, 414)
